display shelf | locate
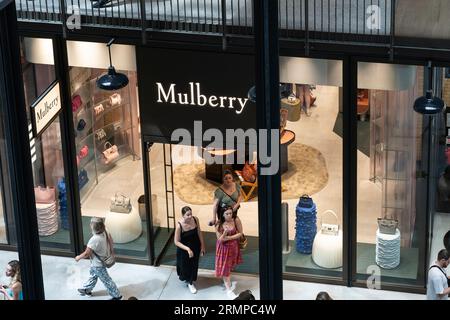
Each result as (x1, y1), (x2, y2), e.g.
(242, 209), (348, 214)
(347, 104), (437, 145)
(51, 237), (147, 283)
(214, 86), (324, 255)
(93, 102), (130, 122)
(71, 67), (137, 204)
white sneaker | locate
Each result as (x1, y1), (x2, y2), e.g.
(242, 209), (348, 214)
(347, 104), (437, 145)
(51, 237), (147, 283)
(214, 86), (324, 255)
(188, 283), (197, 294)
(226, 290), (237, 299)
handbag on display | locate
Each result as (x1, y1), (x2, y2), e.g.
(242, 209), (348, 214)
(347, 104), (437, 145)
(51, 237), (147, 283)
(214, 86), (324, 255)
(312, 210), (343, 269)
(78, 145), (89, 159)
(78, 169), (89, 190)
(319, 210), (339, 236)
(77, 119), (87, 131)
(71, 95), (82, 112)
(94, 103), (105, 115)
(110, 192), (132, 213)
(377, 217), (398, 235)
(109, 93), (122, 107)
(95, 129), (107, 141)
(102, 141), (119, 165)
(34, 186), (56, 204)
(287, 93), (297, 103)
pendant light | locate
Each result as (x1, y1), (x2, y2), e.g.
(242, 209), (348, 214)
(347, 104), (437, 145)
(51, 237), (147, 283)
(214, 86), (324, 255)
(413, 61), (445, 114)
(247, 83), (291, 103)
(96, 38), (129, 91)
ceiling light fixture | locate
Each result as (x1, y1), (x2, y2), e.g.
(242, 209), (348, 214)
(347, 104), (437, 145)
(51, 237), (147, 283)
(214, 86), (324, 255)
(96, 38), (129, 91)
(413, 61), (445, 115)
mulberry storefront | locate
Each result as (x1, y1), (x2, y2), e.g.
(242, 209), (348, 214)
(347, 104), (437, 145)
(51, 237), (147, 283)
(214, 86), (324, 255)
(1, 21), (450, 298)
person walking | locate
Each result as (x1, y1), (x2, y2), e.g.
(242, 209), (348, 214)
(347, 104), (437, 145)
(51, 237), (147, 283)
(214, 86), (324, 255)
(174, 206), (206, 294)
(215, 205), (243, 298)
(75, 217), (122, 300)
(427, 249), (450, 300)
(0, 260), (23, 300)
(210, 170), (242, 226)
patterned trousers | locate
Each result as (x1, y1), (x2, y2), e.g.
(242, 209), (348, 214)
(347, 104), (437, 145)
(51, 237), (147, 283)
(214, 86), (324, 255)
(83, 266), (121, 298)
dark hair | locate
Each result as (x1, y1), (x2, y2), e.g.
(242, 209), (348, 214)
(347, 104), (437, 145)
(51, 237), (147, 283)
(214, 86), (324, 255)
(445, 166), (450, 176)
(223, 170), (233, 179)
(234, 290), (255, 300)
(438, 249), (450, 261)
(181, 206), (192, 216)
(8, 260), (21, 284)
(217, 204), (233, 228)
(316, 291), (333, 300)
(128, 296), (138, 300)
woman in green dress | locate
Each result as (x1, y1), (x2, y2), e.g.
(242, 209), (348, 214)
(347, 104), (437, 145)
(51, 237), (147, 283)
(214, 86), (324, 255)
(209, 170), (243, 226)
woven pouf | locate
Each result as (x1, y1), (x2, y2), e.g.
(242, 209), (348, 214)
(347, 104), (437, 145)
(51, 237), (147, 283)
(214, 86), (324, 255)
(376, 228), (401, 269)
(295, 197), (317, 254)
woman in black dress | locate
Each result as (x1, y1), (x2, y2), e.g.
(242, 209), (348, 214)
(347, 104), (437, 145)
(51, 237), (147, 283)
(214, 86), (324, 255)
(174, 206), (205, 294)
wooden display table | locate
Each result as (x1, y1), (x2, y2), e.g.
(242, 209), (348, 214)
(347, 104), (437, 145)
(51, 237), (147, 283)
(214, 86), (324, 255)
(199, 148), (236, 183)
(199, 129), (296, 182)
(280, 130), (295, 174)
(281, 97), (301, 122)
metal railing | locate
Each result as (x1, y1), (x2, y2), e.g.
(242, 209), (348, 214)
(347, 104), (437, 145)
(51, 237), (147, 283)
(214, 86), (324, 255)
(16, 0), (393, 44)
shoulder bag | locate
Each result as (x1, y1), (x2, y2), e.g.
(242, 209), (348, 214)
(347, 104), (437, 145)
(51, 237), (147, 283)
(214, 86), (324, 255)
(93, 231), (116, 268)
(219, 186), (240, 213)
(110, 192), (131, 213)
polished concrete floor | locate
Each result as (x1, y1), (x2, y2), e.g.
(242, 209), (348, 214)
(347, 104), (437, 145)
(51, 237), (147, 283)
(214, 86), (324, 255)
(0, 250), (424, 300)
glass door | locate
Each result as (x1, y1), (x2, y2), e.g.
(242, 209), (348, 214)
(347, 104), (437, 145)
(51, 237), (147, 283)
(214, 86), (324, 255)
(147, 143), (176, 264)
(355, 61), (427, 289)
(279, 57), (345, 285)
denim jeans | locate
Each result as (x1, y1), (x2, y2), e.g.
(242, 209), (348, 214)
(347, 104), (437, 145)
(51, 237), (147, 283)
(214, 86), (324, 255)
(83, 266), (121, 298)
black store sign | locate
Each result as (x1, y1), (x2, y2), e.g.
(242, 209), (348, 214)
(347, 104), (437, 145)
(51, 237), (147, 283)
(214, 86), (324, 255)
(137, 47), (255, 146)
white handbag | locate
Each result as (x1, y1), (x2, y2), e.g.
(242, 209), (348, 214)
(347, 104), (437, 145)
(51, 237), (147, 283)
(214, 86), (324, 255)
(312, 210), (343, 269)
(109, 93), (122, 107)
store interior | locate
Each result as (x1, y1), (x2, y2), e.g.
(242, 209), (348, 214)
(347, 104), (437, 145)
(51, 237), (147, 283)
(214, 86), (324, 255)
(8, 37), (432, 287)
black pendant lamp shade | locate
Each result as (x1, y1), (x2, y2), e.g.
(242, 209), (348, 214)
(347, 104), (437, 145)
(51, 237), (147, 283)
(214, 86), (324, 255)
(96, 38), (129, 91)
(413, 62), (445, 115)
(413, 90), (445, 115)
(247, 83), (291, 103)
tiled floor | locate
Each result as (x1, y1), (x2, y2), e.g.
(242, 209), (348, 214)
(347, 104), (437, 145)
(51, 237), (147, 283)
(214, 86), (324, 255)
(0, 250), (424, 300)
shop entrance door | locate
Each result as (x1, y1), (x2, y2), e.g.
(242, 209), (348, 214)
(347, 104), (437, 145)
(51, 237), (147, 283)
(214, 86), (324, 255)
(145, 142), (176, 265)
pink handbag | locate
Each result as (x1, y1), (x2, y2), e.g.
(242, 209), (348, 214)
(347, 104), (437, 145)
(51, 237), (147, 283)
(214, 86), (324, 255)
(102, 142), (119, 164)
(78, 145), (89, 159)
(34, 186), (56, 204)
(72, 95), (82, 112)
(94, 103), (104, 115)
(109, 93), (122, 107)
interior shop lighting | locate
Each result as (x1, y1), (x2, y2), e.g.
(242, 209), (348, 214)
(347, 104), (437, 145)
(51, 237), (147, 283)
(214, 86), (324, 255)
(96, 38), (129, 91)
(247, 83), (291, 103)
(413, 61), (445, 115)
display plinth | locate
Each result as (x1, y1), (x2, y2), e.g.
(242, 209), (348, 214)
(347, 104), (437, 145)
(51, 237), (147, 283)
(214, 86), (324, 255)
(105, 206), (142, 243)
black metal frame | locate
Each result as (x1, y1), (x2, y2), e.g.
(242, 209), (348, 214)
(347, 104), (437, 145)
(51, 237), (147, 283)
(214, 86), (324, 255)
(254, 0), (283, 300)
(0, 0), (45, 299)
(5, 1), (450, 299)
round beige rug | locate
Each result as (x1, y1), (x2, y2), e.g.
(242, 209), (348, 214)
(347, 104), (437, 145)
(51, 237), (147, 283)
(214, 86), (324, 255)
(173, 143), (329, 205)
